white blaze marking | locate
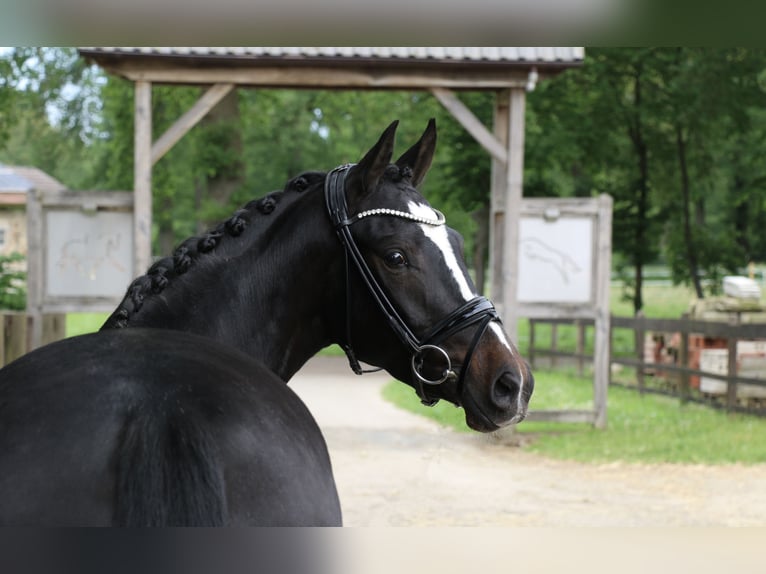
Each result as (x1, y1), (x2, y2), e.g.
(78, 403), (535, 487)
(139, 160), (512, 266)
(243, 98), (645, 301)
(489, 322), (526, 412)
(408, 201), (526, 414)
(408, 201), (474, 302)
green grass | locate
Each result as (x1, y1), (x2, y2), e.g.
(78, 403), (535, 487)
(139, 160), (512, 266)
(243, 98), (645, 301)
(382, 368), (766, 465)
(610, 283), (700, 318)
(66, 313), (108, 337)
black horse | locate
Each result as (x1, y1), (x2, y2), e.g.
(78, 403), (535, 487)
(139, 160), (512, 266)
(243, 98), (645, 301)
(0, 120), (533, 526)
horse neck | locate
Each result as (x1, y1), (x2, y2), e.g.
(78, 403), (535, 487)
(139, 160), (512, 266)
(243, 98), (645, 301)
(107, 188), (345, 381)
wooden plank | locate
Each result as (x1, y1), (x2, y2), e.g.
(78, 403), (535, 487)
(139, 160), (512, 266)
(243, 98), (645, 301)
(635, 311), (645, 394)
(613, 356), (766, 387)
(430, 87), (507, 163)
(550, 323), (559, 368)
(517, 304), (599, 320)
(39, 190), (134, 209)
(592, 194), (613, 429)
(576, 320), (585, 376)
(489, 92), (509, 306)
(727, 318), (739, 410)
(151, 83), (234, 166)
(679, 314), (690, 403)
(4, 313), (27, 365)
(25, 188), (44, 350)
(520, 197), (602, 216)
(41, 313), (66, 346)
(500, 87), (526, 342)
(134, 81), (153, 276)
(114, 65), (530, 90)
(612, 315), (766, 340)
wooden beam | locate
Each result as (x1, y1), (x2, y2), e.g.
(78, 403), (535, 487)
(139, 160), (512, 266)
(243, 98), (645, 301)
(430, 88), (507, 164)
(489, 92), (509, 306)
(134, 80), (153, 275)
(151, 83), (235, 166)
(500, 88), (526, 342)
(25, 189), (43, 350)
(593, 194), (613, 429)
(110, 65), (529, 91)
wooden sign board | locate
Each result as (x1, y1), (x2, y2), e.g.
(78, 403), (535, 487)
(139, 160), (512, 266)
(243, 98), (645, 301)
(26, 190), (135, 349)
(517, 195), (612, 320)
(44, 210), (133, 300)
(518, 216), (594, 304)
(516, 195), (612, 428)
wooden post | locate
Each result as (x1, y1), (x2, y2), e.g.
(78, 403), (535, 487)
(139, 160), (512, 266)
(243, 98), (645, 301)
(489, 91), (509, 308)
(576, 319), (585, 377)
(134, 80), (153, 276)
(2, 313), (28, 366)
(500, 87), (526, 343)
(635, 310), (645, 394)
(593, 194), (613, 429)
(25, 188), (44, 350)
(550, 323), (559, 368)
(726, 315), (739, 410)
(679, 313), (690, 404)
(41, 313), (66, 346)
(528, 319), (536, 369)
(151, 83), (235, 166)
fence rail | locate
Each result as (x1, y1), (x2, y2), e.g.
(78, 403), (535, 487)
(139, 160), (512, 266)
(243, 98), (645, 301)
(528, 314), (766, 416)
(0, 312), (65, 367)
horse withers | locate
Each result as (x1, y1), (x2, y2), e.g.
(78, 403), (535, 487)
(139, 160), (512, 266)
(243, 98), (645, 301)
(0, 120), (533, 526)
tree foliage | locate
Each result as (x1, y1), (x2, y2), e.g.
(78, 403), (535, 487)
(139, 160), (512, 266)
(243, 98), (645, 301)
(3, 47), (766, 314)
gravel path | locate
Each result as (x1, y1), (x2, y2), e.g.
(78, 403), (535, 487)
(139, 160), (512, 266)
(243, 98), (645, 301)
(290, 356), (766, 527)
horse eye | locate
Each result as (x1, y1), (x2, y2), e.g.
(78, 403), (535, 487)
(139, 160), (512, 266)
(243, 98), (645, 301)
(384, 251), (408, 268)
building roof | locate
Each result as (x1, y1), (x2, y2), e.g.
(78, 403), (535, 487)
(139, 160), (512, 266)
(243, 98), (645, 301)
(80, 47), (583, 90)
(80, 47), (584, 66)
(0, 165), (66, 205)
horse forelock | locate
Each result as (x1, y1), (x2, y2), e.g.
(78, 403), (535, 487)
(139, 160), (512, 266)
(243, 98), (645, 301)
(104, 172), (327, 330)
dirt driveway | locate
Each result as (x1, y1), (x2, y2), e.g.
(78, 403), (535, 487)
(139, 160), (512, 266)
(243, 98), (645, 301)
(290, 356), (766, 527)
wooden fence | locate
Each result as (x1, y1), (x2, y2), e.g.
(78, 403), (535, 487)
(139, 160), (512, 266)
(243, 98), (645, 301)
(0, 313), (66, 367)
(528, 315), (766, 416)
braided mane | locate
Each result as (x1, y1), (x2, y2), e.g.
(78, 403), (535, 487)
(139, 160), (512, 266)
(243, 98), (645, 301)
(102, 172), (325, 330)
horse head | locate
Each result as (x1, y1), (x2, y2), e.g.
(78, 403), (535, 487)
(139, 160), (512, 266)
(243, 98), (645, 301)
(330, 120), (534, 432)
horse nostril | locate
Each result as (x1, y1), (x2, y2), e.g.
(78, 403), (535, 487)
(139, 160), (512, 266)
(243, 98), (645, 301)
(491, 373), (520, 410)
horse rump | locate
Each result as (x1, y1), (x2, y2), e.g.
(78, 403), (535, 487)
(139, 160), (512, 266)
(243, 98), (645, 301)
(114, 400), (228, 527)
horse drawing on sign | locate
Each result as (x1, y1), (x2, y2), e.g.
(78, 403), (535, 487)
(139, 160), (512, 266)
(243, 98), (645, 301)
(0, 120), (533, 526)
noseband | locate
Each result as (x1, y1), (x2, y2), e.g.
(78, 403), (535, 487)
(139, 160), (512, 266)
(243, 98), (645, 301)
(325, 164), (500, 406)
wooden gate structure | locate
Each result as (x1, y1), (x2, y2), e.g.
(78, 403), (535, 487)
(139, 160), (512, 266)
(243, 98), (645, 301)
(79, 47), (584, 339)
(519, 196), (613, 428)
(25, 188), (134, 349)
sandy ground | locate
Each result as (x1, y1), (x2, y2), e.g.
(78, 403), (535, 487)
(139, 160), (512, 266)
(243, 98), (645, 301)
(290, 356), (766, 527)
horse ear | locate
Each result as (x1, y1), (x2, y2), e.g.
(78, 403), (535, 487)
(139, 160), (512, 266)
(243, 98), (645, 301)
(395, 118), (437, 187)
(346, 120), (398, 203)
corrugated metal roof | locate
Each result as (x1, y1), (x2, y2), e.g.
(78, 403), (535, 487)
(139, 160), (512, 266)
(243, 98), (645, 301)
(81, 47), (584, 64)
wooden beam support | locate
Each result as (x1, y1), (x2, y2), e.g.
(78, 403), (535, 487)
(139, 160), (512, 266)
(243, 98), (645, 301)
(430, 87), (507, 164)
(500, 87), (526, 342)
(134, 80), (153, 275)
(151, 83), (235, 166)
(489, 93), (509, 311)
(25, 189), (43, 350)
(108, 65), (529, 91)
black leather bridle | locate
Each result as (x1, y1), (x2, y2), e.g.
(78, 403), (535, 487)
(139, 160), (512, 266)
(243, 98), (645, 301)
(325, 164), (500, 406)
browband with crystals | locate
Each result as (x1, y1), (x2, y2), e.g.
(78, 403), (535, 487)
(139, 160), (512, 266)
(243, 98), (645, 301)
(344, 207), (446, 227)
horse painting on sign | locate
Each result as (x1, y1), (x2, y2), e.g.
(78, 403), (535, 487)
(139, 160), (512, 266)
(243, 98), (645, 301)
(0, 120), (533, 526)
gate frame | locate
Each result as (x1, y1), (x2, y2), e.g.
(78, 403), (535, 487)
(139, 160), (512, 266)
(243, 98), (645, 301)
(26, 188), (134, 349)
(517, 194), (612, 428)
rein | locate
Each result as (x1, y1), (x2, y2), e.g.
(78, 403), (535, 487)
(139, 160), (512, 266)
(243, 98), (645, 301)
(325, 164), (500, 406)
